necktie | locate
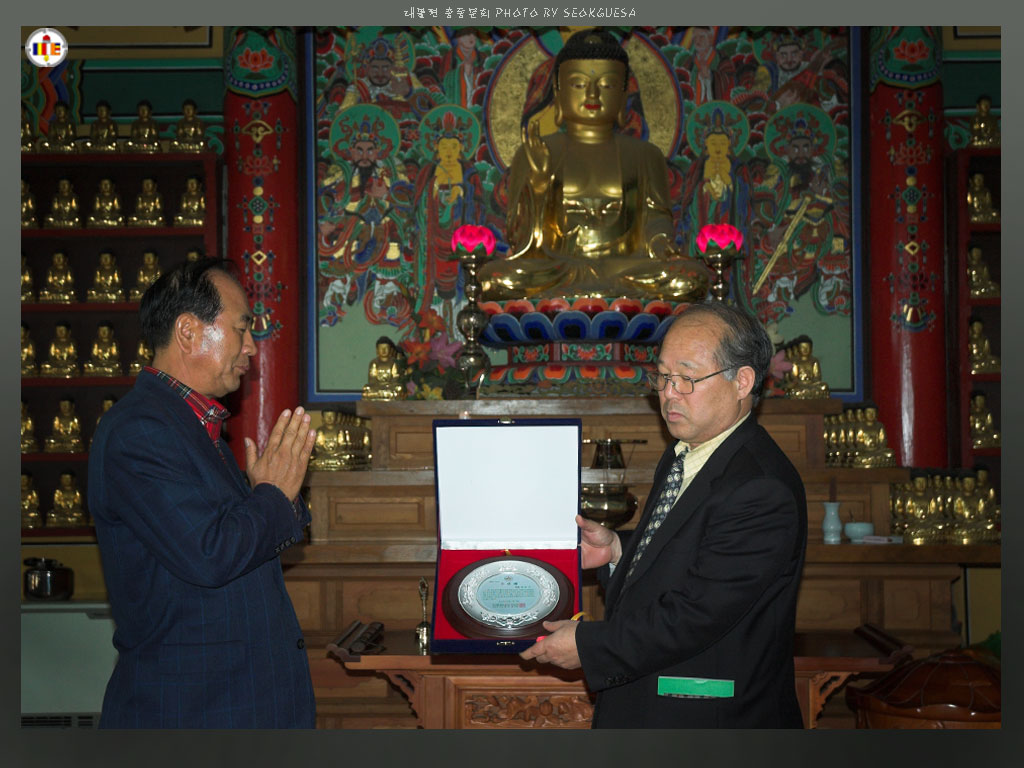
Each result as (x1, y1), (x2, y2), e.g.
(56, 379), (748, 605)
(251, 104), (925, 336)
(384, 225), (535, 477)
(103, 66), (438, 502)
(626, 449), (687, 578)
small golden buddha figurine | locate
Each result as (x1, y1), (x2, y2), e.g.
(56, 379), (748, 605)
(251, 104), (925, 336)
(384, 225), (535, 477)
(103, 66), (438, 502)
(185, 249), (203, 262)
(967, 172), (999, 223)
(21, 324), (38, 376)
(851, 406), (897, 468)
(969, 95), (1000, 148)
(45, 398), (85, 453)
(947, 475), (982, 545)
(87, 178), (125, 228)
(889, 480), (912, 535)
(967, 319), (1000, 374)
(129, 251), (162, 300)
(902, 474), (937, 545)
(478, 29), (709, 302)
(783, 338), (830, 399)
(38, 251), (76, 303)
(21, 103), (36, 152)
(310, 410), (355, 470)
(36, 100), (78, 153)
(966, 246), (1000, 299)
(127, 178), (165, 227)
(83, 100), (120, 152)
(125, 99), (162, 153)
(44, 178), (81, 228)
(86, 251), (126, 303)
(39, 322), (79, 378)
(969, 392), (1000, 448)
(170, 98), (207, 152)
(841, 407), (865, 467)
(82, 323), (122, 376)
(47, 471), (87, 528)
(22, 473), (43, 529)
(21, 179), (38, 228)
(22, 256), (35, 302)
(91, 396), (117, 447)
(128, 338), (154, 376)
(174, 176), (206, 227)
(21, 401), (39, 453)
(362, 336), (409, 401)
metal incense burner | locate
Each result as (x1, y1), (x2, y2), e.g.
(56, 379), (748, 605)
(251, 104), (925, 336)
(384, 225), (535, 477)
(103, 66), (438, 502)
(580, 438), (646, 529)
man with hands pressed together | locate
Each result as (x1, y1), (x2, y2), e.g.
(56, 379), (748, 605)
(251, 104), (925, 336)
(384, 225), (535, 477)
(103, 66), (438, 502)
(89, 259), (317, 728)
(521, 302), (807, 728)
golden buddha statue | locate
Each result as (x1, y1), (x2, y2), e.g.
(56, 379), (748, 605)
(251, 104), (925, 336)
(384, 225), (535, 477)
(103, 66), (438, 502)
(851, 406), (896, 468)
(48, 471), (87, 528)
(22, 179), (38, 228)
(22, 104), (36, 152)
(889, 480), (911, 535)
(22, 256), (35, 302)
(783, 338), (830, 399)
(478, 29), (709, 302)
(91, 397), (117, 447)
(87, 178), (125, 228)
(967, 246), (999, 298)
(21, 401), (39, 453)
(129, 251), (162, 300)
(174, 176), (206, 227)
(39, 323), (79, 378)
(83, 100), (120, 152)
(45, 398), (85, 453)
(36, 100), (78, 153)
(21, 324), (38, 376)
(362, 336), (409, 400)
(82, 323), (122, 376)
(170, 98), (207, 152)
(22, 473), (43, 529)
(967, 319), (1000, 374)
(86, 251), (125, 302)
(127, 178), (165, 227)
(902, 474), (937, 546)
(44, 178), (81, 228)
(125, 99), (162, 153)
(38, 251), (75, 303)
(969, 392), (1000, 448)
(842, 408), (865, 467)
(128, 338), (154, 376)
(967, 173), (999, 223)
(185, 249), (203, 262)
(310, 410), (356, 470)
(969, 95), (1000, 148)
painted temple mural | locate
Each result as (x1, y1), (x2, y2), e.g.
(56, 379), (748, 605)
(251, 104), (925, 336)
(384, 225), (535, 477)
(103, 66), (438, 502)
(310, 26), (856, 398)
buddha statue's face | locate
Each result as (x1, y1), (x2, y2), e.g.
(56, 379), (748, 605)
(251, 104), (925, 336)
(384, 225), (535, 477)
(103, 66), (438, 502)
(705, 132), (730, 161)
(144, 252), (156, 266)
(436, 137), (462, 165)
(97, 104), (109, 119)
(139, 103), (151, 118)
(183, 102), (196, 118)
(60, 473), (73, 489)
(100, 252), (113, 267)
(59, 400), (73, 415)
(98, 325), (112, 341)
(187, 178), (199, 192)
(143, 179), (155, 193)
(377, 341), (393, 359)
(555, 58), (627, 128)
(323, 411), (337, 425)
(56, 324), (70, 340)
(797, 341), (811, 356)
(58, 179), (71, 194)
(963, 477), (976, 492)
(53, 252), (66, 267)
(865, 407), (876, 422)
(913, 476), (927, 492)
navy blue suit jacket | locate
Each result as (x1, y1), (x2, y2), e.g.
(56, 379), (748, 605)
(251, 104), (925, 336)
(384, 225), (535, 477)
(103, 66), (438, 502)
(88, 371), (315, 728)
(576, 416), (807, 728)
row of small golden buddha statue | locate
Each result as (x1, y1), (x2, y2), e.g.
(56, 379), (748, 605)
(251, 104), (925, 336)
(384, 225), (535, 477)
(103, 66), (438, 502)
(308, 411), (373, 471)
(890, 469), (1000, 546)
(22, 322), (153, 379)
(21, 470), (88, 529)
(22, 176), (205, 229)
(22, 98), (208, 154)
(23, 250), (163, 304)
(21, 397), (115, 455)
(824, 405), (897, 468)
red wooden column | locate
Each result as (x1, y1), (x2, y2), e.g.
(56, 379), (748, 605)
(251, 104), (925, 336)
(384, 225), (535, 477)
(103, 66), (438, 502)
(867, 27), (947, 468)
(222, 27), (303, 466)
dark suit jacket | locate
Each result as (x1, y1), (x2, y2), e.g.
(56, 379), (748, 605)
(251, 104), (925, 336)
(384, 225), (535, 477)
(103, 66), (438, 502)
(88, 372), (315, 728)
(576, 415), (807, 728)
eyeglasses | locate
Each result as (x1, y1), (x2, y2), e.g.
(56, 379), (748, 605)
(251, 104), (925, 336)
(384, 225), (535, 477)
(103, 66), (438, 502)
(646, 368), (731, 395)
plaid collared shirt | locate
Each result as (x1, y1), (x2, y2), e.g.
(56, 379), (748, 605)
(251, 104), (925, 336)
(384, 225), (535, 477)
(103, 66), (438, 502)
(143, 366), (229, 442)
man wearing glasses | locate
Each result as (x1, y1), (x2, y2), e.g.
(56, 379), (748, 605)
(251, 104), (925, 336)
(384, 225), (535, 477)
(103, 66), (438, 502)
(522, 301), (807, 728)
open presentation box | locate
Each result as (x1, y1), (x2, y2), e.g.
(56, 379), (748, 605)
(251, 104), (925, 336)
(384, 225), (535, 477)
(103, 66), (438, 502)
(430, 418), (582, 654)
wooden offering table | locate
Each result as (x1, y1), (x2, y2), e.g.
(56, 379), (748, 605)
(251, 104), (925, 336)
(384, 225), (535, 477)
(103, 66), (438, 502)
(330, 626), (911, 729)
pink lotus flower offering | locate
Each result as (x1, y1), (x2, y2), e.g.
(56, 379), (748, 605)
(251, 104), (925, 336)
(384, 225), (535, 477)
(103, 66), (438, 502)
(451, 224), (496, 256)
(696, 223), (743, 254)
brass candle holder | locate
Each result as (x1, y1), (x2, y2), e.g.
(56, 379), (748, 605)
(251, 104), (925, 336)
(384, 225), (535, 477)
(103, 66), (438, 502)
(452, 225), (495, 392)
(696, 223), (744, 302)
